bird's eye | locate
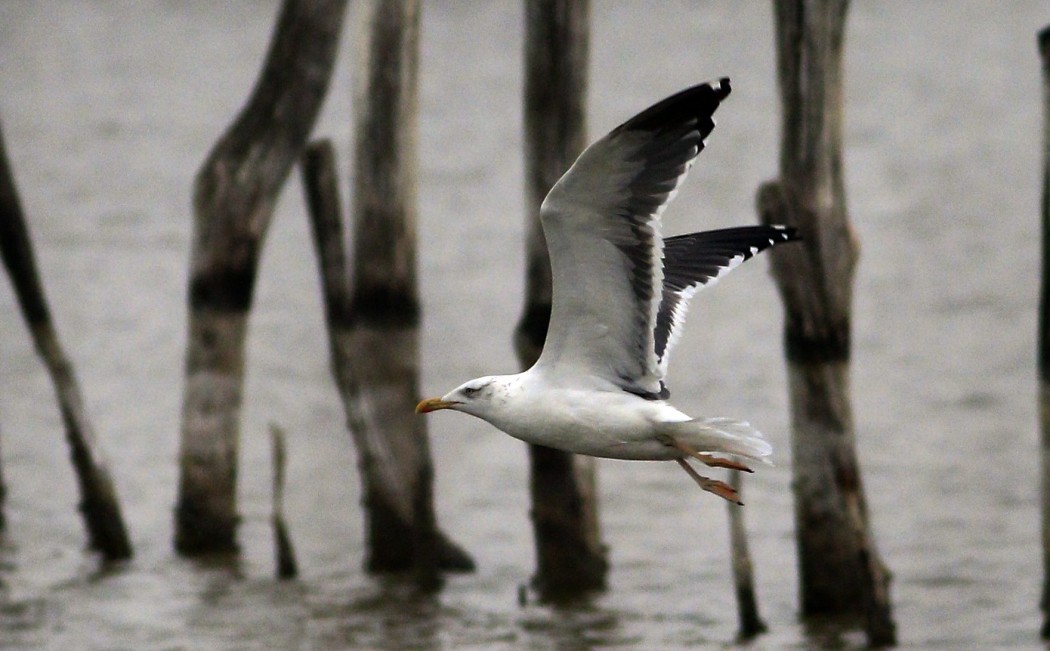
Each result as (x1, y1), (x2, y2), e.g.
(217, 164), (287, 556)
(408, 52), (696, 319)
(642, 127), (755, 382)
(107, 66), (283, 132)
(463, 386), (479, 397)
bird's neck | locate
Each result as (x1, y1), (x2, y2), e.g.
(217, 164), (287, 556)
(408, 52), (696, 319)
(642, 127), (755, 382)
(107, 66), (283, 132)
(474, 372), (532, 428)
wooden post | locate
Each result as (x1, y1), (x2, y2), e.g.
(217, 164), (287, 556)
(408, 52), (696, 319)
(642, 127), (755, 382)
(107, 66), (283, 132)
(727, 473), (766, 638)
(300, 137), (474, 580)
(1037, 22), (1050, 641)
(0, 120), (132, 560)
(305, 4), (484, 573)
(348, 0), (440, 587)
(519, 0), (607, 600)
(758, 0), (895, 645)
(175, 0), (347, 555)
(269, 424), (298, 579)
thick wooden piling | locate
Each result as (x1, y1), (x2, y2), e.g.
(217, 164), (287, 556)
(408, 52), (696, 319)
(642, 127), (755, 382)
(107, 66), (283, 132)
(759, 0), (895, 645)
(300, 143), (472, 581)
(347, 0), (447, 588)
(518, 0), (608, 600)
(175, 0), (346, 555)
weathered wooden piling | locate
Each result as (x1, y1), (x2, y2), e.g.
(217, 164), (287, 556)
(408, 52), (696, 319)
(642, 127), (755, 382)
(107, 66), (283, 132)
(300, 136), (472, 579)
(518, 0), (608, 600)
(175, 0), (347, 555)
(348, 0), (461, 587)
(301, 115), (472, 585)
(1037, 22), (1050, 642)
(758, 0), (895, 645)
(0, 120), (132, 560)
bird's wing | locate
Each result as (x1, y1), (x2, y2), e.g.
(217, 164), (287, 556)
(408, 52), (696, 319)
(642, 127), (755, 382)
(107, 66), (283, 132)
(533, 79), (731, 398)
(654, 225), (799, 378)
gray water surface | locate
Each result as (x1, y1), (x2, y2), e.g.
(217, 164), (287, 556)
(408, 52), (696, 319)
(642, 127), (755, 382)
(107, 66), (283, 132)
(0, 2), (1044, 648)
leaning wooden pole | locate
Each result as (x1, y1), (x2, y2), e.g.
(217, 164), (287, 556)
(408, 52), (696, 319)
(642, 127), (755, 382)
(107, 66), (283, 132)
(1037, 22), (1050, 641)
(300, 137), (473, 580)
(758, 0), (895, 645)
(175, 0), (347, 555)
(0, 120), (132, 560)
(518, 0), (607, 600)
(727, 473), (766, 638)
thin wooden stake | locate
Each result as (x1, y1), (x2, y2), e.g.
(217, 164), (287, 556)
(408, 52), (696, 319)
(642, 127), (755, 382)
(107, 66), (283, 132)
(1036, 22), (1050, 641)
(269, 423), (298, 579)
(726, 472), (767, 638)
(0, 119), (132, 560)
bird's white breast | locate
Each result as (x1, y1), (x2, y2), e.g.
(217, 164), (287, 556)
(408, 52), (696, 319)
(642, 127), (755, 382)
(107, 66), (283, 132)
(481, 370), (690, 460)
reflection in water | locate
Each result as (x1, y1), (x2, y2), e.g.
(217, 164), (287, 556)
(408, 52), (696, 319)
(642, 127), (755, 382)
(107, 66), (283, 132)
(0, 540), (46, 650)
(0, 597), (48, 649)
(321, 579), (444, 650)
(310, 577), (632, 650)
(179, 557), (309, 650)
(801, 615), (871, 651)
(518, 601), (627, 650)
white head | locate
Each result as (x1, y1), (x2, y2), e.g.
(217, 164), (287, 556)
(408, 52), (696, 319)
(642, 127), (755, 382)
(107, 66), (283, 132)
(416, 375), (513, 420)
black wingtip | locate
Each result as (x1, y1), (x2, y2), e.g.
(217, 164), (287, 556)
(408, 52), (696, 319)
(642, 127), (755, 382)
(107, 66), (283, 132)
(716, 77), (731, 99)
(616, 78), (733, 136)
(773, 224), (802, 242)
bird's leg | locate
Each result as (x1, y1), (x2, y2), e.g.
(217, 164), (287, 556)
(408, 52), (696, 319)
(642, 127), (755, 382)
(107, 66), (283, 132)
(675, 458), (742, 505)
(695, 452), (752, 473)
(665, 437), (754, 473)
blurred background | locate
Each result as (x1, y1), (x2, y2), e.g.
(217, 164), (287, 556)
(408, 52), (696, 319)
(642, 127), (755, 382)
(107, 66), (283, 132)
(0, 1), (1044, 648)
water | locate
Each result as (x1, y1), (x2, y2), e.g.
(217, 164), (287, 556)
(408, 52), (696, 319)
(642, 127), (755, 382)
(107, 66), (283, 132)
(0, 1), (1044, 648)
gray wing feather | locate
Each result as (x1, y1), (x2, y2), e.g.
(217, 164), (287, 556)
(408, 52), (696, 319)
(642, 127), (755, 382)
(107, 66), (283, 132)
(533, 80), (731, 397)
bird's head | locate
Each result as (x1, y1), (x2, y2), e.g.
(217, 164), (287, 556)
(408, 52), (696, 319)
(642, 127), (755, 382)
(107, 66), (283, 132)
(416, 376), (503, 419)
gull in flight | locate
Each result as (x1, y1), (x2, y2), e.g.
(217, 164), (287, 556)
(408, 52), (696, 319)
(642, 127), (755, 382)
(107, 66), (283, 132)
(417, 79), (798, 504)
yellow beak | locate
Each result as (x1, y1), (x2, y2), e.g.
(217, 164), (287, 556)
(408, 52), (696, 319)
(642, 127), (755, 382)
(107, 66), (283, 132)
(415, 397), (458, 414)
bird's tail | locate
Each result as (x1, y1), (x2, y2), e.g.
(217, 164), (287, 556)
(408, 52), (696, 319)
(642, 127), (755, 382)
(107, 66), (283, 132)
(659, 417), (773, 465)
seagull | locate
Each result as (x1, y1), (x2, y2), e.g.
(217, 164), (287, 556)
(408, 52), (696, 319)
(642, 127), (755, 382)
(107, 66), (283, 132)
(417, 79), (798, 504)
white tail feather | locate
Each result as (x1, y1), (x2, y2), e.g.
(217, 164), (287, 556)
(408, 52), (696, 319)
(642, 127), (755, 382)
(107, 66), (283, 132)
(660, 417), (773, 464)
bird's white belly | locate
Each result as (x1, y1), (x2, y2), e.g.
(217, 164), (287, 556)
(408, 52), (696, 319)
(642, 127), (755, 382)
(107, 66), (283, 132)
(490, 387), (687, 461)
